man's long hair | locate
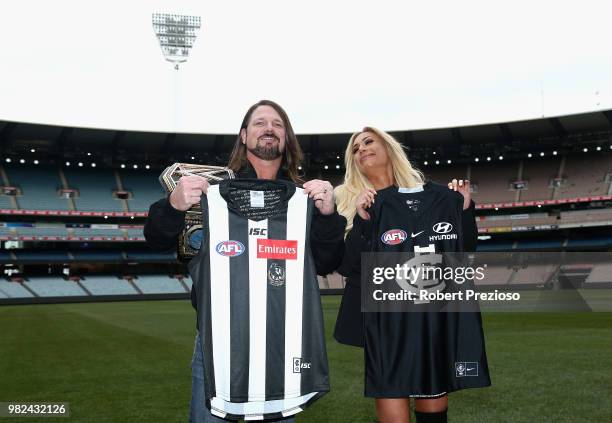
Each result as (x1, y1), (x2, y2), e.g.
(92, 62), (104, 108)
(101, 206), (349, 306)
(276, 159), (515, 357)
(228, 100), (303, 184)
(335, 126), (425, 234)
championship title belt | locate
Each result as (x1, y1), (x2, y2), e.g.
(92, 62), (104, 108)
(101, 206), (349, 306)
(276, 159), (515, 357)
(159, 163), (235, 258)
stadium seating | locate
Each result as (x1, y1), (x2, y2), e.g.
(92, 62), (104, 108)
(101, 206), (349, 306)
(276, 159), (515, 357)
(519, 159), (559, 201)
(15, 227), (69, 237)
(3, 165), (71, 210)
(69, 227), (125, 237)
(0, 193), (16, 209)
(79, 276), (139, 295)
(512, 264), (557, 284)
(555, 155), (612, 199)
(585, 264), (612, 284)
(0, 280), (34, 298)
(476, 265), (514, 285)
(120, 169), (165, 212)
(470, 162), (520, 203)
(23, 277), (87, 297)
(132, 275), (187, 294)
(63, 168), (125, 212)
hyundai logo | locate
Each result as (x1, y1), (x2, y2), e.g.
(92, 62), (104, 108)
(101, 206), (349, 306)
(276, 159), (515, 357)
(433, 222), (453, 234)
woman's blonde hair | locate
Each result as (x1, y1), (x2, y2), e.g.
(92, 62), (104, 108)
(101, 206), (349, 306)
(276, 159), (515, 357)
(335, 127), (425, 234)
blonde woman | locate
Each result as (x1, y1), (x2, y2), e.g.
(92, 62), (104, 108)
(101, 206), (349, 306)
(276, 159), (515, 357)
(334, 127), (490, 423)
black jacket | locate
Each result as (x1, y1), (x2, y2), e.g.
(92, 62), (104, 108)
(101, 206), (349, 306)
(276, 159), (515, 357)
(144, 164), (347, 309)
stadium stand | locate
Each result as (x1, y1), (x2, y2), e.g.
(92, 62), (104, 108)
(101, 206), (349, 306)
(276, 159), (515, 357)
(133, 275), (187, 294)
(0, 193), (16, 209)
(23, 277), (87, 297)
(519, 159), (559, 201)
(0, 280), (35, 298)
(15, 227), (69, 237)
(476, 265), (514, 285)
(120, 169), (165, 212)
(585, 264), (612, 284)
(470, 162), (520, 203)
(2, 165), (71, 210)
(513, 264), (557, 284)
(125, 227), (145, 238)
(63, 168), (125, 212)
(555, 155), (612, 199)
(79, 276), (139, 295)
(69, 227), (125, 237)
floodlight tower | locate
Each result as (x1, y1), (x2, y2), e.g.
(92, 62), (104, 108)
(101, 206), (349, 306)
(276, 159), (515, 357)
(152, 13), (201, 133)
(152, 13), (201, 70)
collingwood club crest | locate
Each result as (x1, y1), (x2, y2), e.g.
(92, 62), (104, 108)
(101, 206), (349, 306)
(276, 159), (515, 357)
(268, 262), (286, 287)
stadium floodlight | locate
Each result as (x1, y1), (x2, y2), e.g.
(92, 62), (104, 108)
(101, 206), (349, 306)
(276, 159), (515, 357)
(133, 164), (139, 169)
(324, 165), (329, 170)
(498, 156), (503, 160)
(78, 162), (83, 167)
(447, 159), (452, 164)
(5, 158), (11, 163)
(540, 152), (545, 157)
(583, 147), (588, 153)
(152, 13), (201, 70)
(424, 161), (428, 165)
(552, 151), (558, 156)
(145, 165), (151, 169)
(435, 160), (440, 165)
(91, 163), (96, 168)
(335, 165), (340, 169)
(65, 161), (70, 166)
(527, 153), (532, 158)
(474, 157), (479, 162)
(121, 164), (126, 169)
(33, 160), (39, 165)
(298, 166), (302, 170)
(19, 159), (25, 164)
(30, 148), (35, 153)
(596, 146), (601, 151)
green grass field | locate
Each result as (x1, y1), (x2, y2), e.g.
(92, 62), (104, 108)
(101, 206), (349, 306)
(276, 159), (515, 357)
(1, 297), (610, 422)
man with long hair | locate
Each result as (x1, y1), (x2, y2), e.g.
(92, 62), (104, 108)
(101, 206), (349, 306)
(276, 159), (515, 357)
(145, 100), (346, 422)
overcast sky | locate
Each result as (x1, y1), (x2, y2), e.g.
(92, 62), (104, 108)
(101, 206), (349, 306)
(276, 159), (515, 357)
(0, 0), (610, 134)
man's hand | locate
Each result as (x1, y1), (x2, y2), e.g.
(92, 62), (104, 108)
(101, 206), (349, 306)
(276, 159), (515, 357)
(303, 179), (335, 215)
(169, 175), (209, 211)
(355, 188), (377, 220)
(448, 179), (471, 210)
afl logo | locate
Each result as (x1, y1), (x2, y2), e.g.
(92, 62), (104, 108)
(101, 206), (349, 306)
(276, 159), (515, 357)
(216, 240), (245, 257)
(381, 229), (407, 245)
(433, 222), (453, 234)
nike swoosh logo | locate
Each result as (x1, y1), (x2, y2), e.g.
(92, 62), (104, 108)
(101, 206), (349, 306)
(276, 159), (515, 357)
(411, 231), (424, 238)
(467, 368), (475, 371)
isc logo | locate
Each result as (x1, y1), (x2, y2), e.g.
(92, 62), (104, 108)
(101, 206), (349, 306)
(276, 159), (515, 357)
(293, 357), (311, 373)
(381, 229), (407, 245)
(249, 228), (267, 236)
(215, 240), (245, 257)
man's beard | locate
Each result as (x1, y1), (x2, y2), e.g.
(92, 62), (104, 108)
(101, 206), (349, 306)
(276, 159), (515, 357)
(248, 139), (282, 160)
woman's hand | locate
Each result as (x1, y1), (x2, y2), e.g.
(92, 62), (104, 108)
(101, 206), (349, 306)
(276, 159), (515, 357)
(448, 179), (471, 210)
(355, 188), (377, 220)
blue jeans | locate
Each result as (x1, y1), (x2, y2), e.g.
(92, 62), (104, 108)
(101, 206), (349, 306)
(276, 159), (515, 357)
(189, 333), (296, 423)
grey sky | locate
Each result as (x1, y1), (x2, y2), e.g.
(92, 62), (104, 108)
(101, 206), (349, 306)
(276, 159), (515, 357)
(1, 0), (610, 134)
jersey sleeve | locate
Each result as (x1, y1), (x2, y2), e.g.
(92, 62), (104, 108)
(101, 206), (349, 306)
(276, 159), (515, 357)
(309, 209), (347, 275)
(143, 196), (186, 252)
